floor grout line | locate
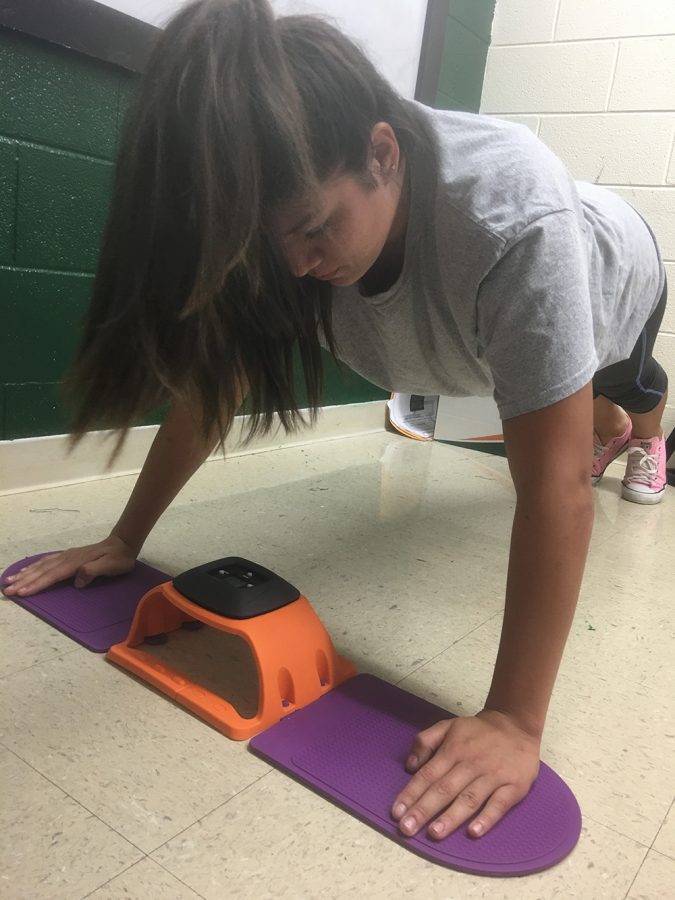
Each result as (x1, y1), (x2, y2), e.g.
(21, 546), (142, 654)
(622, 848), (652, 900)
(1, 743), (147, 856)
(649, 794), (675, 857)
(0, 645), (81, 682)
(145, 753), (392, 892)
(3, 733), (272, 897)
(80, 855), (209, 900)
(79, 858), (148, 900)
(149, 858), (208, 900)
(582, 812), (656, 850)
(147, 766), (276, 859)
(569, 813), (657, 900)
(392, 611), (502, 688)
(1, 739), (151, 900)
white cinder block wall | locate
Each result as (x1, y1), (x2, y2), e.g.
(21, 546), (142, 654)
(481, 0), (675, 439)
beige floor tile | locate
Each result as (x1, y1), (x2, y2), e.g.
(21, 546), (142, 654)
(87, 858), (202, 899)
(544, 675), (675, 849)
(591, 546), (674, 604)
(2, 436), (668, 570)
(396, 625), (496, 718)
(0, 650), (270, 853)
(0, 597), (77, 678)
(1, 431), (673, 900)
(589, 456), (675, 546)
(142, 467), (404, 579)
(592, 461), (635, 519)
(152, 769), (646, 900)
(626, 850), (675, 900)
(294, 530), (505, 680)
(0, 747), (141, 900)
(390, 443), (517, 549)
(567, 511), (675, 692)
(1, 435), (436, 585)
(0, 435), (345, 564)
(399, 616), (675, 848)
(566, 571), (675, 693)
(0, 485), (124, 547)
(653, 801), (675, 860)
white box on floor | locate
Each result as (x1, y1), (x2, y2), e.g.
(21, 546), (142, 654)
(433, 395), (504, 447)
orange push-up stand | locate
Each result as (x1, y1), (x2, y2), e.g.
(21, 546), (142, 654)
(107, 558), (356, 740)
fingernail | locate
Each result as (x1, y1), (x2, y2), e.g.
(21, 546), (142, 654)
(393, 803), (406, 818)
(407, 754), (418, 769)
(401, 816), (416, 832)
(430, 822), (444, 836)
(471, 822), (484, 836)
(5, 575), (15, 582)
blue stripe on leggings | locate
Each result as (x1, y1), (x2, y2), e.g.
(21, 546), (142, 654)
(636, 329), (664, 399)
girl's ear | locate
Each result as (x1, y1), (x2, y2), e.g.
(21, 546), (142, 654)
(368, 151), (383, 181)
(369, 121), (400, 181)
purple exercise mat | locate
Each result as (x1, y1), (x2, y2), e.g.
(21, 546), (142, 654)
(1, 553), (168, 652)
(250, 674), (582, 877)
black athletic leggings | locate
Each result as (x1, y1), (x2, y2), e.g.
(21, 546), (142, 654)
(593, 277), (668, 414)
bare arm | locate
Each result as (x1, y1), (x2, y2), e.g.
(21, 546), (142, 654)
(110, 395), (222, 555)
(391, 382), (595, 840)
(486, 381), (595, 735)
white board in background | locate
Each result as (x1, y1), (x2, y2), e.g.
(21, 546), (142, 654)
(95, 1), (426, 99)
(91, 0), (186, 27)
(271, 0), (427, 98)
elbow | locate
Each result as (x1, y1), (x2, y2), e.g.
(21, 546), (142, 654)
(516, 474), (595, 523)
(574, 481), (595, 526)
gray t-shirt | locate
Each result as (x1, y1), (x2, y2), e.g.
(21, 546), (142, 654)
(328, 103), (665, 420)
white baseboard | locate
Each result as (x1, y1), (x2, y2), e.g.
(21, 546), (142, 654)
(0, 401), (386, 496)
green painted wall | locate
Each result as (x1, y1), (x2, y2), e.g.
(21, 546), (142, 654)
(0, 28), (124, 439)
(435, 0), (496, 112)
(0, 28), (385, 441)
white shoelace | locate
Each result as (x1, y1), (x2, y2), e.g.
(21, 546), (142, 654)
(625, 446), (659, 486)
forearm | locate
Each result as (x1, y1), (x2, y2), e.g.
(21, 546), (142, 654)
(484, 482), (594, 737)
(111, 400), (220, 554)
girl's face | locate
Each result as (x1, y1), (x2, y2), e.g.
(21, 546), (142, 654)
(277, 175), (400, 286)
(276, 125), (407, 287)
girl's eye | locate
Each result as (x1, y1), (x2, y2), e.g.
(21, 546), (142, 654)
(305, 218), (331, 240)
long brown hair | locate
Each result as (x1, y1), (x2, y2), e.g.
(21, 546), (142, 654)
(66, 0), (435, 450)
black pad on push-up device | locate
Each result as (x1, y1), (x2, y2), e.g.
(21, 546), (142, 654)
(172, 557), (300, 618)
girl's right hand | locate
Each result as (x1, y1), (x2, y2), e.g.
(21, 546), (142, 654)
(2, 535), (138, 598)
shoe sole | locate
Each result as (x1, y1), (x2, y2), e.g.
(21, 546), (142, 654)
(621, 484), (666, 505)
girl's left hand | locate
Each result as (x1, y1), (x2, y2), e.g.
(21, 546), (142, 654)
(391, 710), (541, 840)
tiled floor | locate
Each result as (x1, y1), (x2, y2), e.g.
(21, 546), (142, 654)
(1, 430), (674, 899)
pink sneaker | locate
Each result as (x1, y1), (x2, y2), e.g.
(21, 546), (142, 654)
(592, 418), (632, 485)
(621, 435), (667, 504)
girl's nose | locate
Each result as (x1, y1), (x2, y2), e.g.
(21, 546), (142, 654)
(291, 247), (323, 279)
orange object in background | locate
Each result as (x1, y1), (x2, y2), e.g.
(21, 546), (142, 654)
(106, 559), (356, 740)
